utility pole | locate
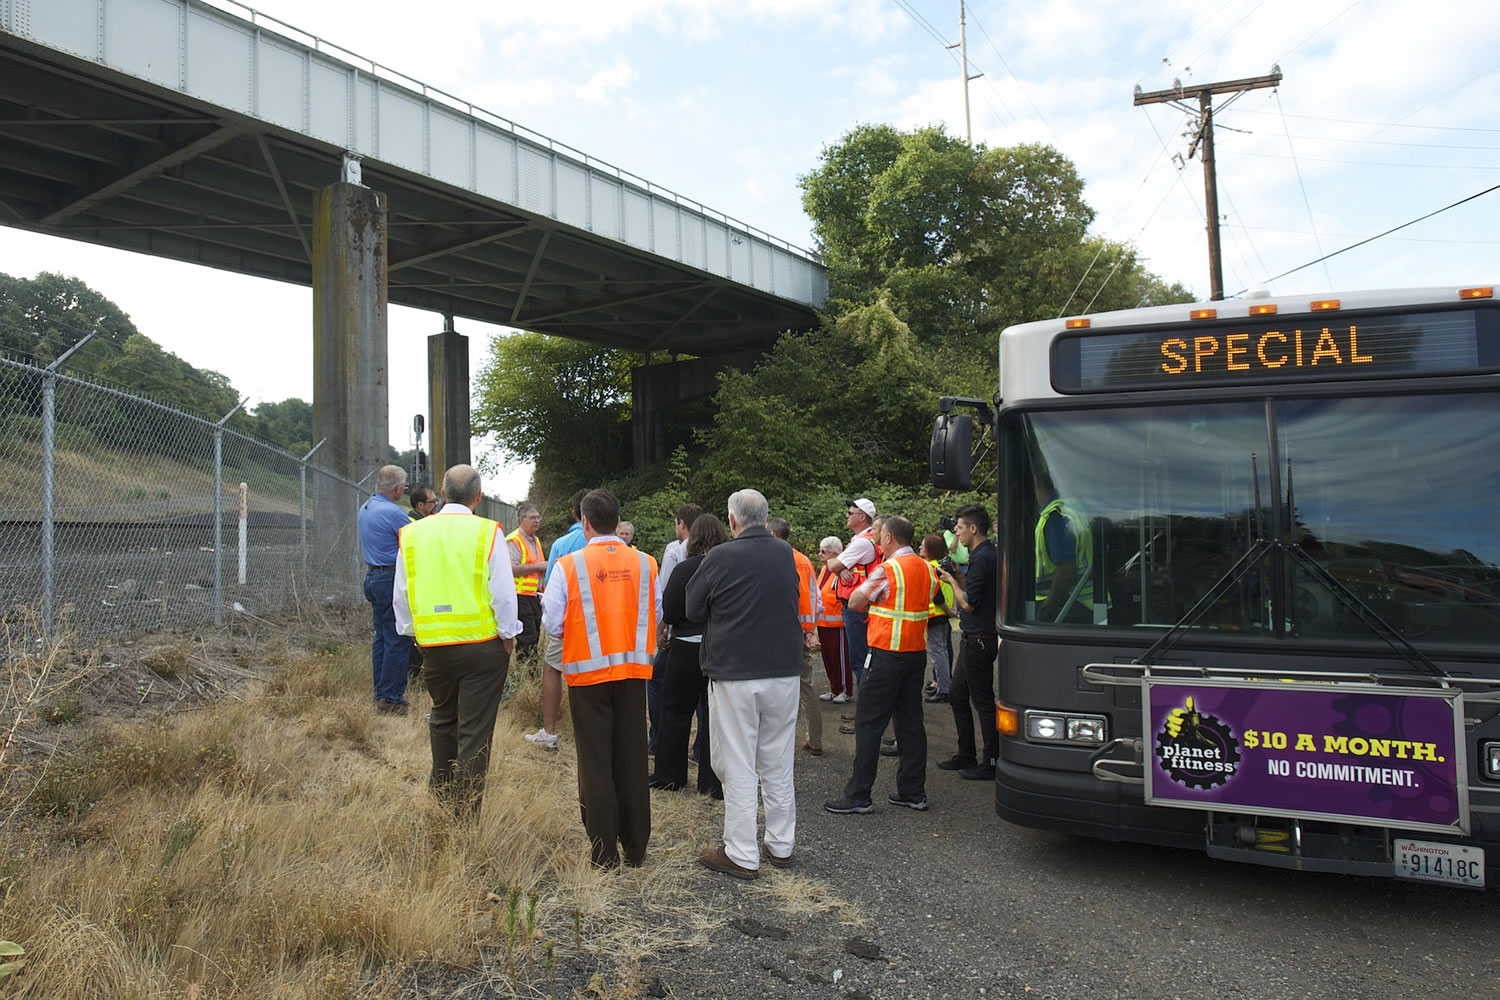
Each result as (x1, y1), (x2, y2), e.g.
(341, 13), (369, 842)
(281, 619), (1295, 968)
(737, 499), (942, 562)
(948, 1), (982, 143)
(1134, 67), (1282, 300)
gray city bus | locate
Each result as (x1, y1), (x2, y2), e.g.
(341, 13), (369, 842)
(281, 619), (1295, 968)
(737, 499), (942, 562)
(932, 285), (1500, 888)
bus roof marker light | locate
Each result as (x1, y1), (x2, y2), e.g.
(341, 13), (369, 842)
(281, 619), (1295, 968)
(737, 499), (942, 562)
(1249, 304), (1278, 316)
(1459, 286), (1493, 299)
(1310, 299), (1340, 311)
(1065, 318), (1090, 330)
(1190, 309), (1217, 320)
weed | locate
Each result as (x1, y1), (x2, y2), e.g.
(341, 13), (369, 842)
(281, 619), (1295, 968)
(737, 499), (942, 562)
(161, 812), (205, 869)
(41, 690), (81, 725)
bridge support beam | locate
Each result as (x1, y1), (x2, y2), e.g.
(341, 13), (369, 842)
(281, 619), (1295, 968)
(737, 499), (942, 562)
(631, 350), (760, 469)
(427, 316), (471, 493)
(311, 180), (388, 578)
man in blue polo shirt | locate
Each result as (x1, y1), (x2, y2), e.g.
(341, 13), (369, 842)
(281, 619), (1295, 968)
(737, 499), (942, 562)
(359, 464), (415, 712)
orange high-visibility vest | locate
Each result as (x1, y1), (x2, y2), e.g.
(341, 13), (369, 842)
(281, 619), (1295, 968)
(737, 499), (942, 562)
(834, 527), (882, 601)
(866, 553), (937, 653)
(507, 528), (545, 595)
(557, 540), (657, 687)
(816, 568), (844, 628)
(792, 548), (817, 633)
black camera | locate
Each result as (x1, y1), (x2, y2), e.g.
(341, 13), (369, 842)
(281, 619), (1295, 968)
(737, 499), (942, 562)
(938, 556), (958, 576)
(938, 514), (957, 532)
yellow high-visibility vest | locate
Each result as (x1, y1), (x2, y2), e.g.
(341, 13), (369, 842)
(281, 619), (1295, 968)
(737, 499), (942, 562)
(507, 528), (545, 595)
(401, 513), (501, 646)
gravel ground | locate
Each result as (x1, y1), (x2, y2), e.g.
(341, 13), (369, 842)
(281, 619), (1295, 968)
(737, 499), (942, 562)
(438, 696), (1497, 1000)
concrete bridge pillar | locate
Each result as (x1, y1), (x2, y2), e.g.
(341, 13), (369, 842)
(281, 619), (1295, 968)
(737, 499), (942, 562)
(427, 315), (471, 494)
(311, 179), (388, 576)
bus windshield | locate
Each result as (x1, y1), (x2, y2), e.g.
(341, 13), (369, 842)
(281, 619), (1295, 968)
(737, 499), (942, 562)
(1005, 391), (1500, 644)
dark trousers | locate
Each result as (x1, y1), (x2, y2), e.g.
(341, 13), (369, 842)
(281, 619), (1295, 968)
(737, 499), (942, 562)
(842, 605), (869, 683)
(647, 646), (667, 752)
(423, 637), (509, 816)
(656, 638), (722, 796)
(364, 567), (412, 704)
(569, 678), (651, 867)
(843, 647), (927, 804)
(515, 594), (542, 652)
(949, 632), (999, 767)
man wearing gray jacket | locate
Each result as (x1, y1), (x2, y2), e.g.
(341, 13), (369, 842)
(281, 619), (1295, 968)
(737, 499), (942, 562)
(687, 488), (803, 879)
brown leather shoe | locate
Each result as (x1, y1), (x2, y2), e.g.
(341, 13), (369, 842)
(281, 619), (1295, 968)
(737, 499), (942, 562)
(762, 846), (795, 869)
(699, 846), (759, 880)
(802, 740), (823, 756)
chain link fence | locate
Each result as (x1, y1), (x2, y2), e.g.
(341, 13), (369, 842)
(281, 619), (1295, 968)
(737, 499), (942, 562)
(0, 349), (514, 643)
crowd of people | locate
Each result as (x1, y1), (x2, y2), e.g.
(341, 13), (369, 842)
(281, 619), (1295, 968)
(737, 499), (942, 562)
(356, 468), (1004, 877)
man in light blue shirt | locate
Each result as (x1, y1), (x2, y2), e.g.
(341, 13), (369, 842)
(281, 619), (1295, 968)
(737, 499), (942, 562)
(358, 464), (414, 711)
(526, 488), (590, 751)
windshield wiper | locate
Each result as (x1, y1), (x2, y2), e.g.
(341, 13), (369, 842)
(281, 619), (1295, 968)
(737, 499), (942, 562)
(1135, 455), (1446, 679)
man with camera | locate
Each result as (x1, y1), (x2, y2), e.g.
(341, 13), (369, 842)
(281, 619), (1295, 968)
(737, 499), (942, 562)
(934, 504), (999, 781)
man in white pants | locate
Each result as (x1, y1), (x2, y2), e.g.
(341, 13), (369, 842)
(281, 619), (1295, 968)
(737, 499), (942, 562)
(686, 488), (803, 878)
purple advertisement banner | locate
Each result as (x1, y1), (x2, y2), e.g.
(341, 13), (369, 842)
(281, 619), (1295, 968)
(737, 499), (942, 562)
(1144, 680), (1466, 833)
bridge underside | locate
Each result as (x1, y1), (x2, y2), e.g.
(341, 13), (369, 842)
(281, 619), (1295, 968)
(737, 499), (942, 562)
(0, 34), (818, 355)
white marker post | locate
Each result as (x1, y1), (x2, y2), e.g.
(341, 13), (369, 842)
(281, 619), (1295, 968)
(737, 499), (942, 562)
(237, 482), (248, 586)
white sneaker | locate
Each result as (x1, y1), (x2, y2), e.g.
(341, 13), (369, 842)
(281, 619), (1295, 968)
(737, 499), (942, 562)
(818, 692), (834, 701)
(831, 693), (849, 704)
(524, 727), (558, 750)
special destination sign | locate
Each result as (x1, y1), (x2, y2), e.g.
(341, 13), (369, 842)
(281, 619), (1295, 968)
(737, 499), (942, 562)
(1051, 307), (1500, 392)
(1143, 678), (1468, 835)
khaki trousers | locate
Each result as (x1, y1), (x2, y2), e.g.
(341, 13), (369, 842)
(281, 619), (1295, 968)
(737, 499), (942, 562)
(799, 644), (823, 751)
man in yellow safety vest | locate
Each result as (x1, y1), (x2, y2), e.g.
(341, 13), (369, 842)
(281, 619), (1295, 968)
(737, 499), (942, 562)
(507, 502), (547, 655)
(394, 464), (522, 817)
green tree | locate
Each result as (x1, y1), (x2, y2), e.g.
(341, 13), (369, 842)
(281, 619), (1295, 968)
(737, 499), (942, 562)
(472, 332), (635, 494)
(800, 125), (1192, 341)
(249, 397), (314, 454)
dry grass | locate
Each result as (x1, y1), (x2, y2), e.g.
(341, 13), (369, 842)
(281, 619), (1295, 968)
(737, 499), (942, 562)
(0, 627), (856, 999)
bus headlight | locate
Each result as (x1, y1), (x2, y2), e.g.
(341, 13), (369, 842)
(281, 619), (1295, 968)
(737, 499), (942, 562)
(1067, 717), (1107, 745)
(1022, 710), (1107, 747)
(1482, 741), (1500, 781)
(1027, 714), (1066, 741)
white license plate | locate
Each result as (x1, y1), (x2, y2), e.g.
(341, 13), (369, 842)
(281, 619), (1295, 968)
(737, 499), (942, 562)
(1393, 838), (1486, 889)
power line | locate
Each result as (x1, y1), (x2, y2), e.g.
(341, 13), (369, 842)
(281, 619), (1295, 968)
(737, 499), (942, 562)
(965, 7), (1060, 146)
(1184, 0), (1271, 69)
(1228, 108), (1500, 134)
(1272, 0), (1361, 65)
(1225, 224), (1500, 245)
(1136, 0), (1236, 86)
(1232, 149), (1496, 169)
(1342, 56), (1500, 152)
(1233, 180), (1500, 294)
(1276, 92), (1333, 290)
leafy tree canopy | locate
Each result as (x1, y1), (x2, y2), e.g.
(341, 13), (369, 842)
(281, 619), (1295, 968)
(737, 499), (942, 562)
(472, 332), (637, 497)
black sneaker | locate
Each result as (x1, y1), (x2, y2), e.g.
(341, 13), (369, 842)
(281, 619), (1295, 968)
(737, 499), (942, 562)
(879, 742), (899, 757)
(959, 763), (996, 781)
(887, 792), (929, 811)
(824, 796), (874, 815)
(936, 755), (976, 771)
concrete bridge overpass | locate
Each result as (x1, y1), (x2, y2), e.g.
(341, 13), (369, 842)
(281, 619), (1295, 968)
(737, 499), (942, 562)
(0, 0), (826, 481)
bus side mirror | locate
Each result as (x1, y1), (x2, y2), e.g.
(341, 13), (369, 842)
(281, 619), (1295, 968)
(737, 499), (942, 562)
(930, 413), (974, 490)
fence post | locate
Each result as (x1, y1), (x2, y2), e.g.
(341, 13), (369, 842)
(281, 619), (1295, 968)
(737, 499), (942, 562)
(213, 399), (247, 627)
(39, 331), (96, 637)
(299, 438), (327, 586)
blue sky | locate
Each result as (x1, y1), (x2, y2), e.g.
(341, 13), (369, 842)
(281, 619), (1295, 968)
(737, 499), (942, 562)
(2, 0), (1498, 500)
